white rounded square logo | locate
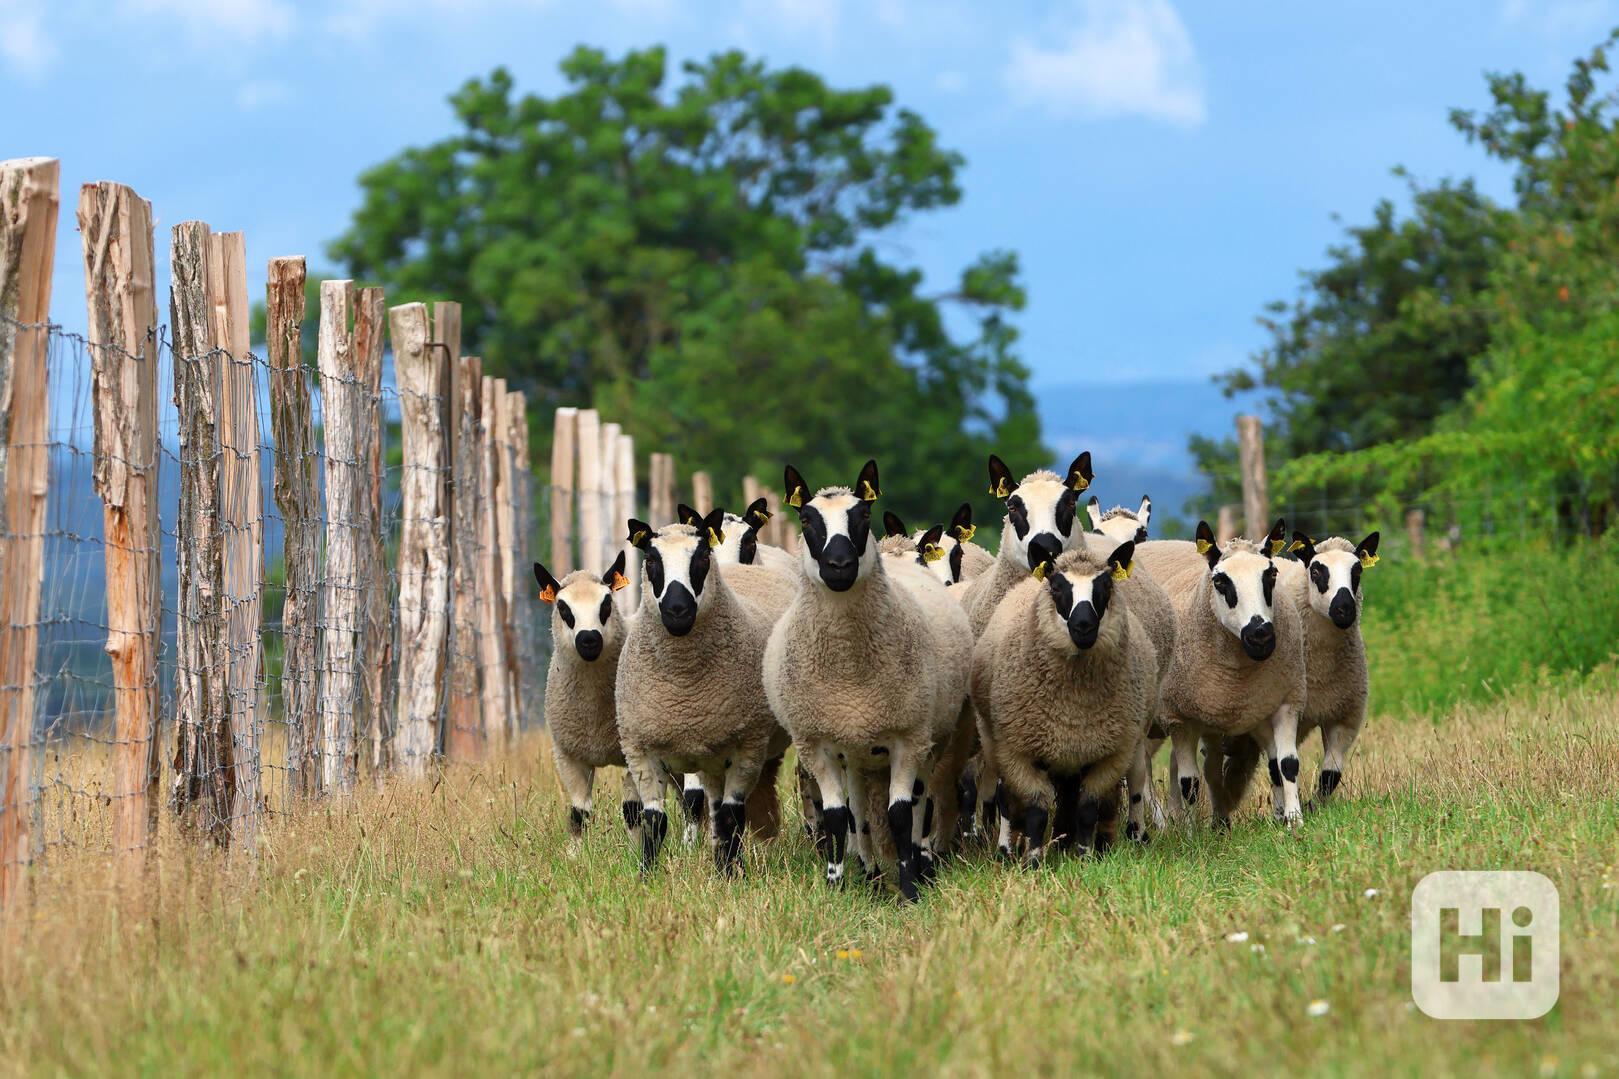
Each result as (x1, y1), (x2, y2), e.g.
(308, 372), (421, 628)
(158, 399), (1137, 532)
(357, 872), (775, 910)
(1411, 870), (1559, 1020)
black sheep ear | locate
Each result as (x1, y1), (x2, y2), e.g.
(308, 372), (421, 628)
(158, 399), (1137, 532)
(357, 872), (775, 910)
(882, 510), (908, 538)
(1107, 540), (1135, 582)
(534, 562), (561, 603)
(1137, 495), (1152, 528)
(987, 454), (1017, 499)
(1266, 518), (1288, 557)
(1289, 530), (1317, 564)
(854, 459), (880, 502)
(1356, 531), (1381, 568)
(742, 497), (772, 530)
(948, 502), (976, 543)
(917, 524), (946, 565)
(1085, 494), (1103, 530)
(783, 465), (809, 510)
(1064, 451), (1093, 492)
(1195, 520), (1221, 569)
(676, 503), (701, 528)
(602, 551), (630, 592)
(700, 507), (727, 549)
(627, 519), (654, 551)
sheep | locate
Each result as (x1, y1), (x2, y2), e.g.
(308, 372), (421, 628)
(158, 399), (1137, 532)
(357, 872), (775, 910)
(614, 508), (797, 876)
(763, 459), (974, 901)
(680, 498), (799, 578)
(972, 541), (1156, 864)
(535, 553), (648, 838)
(1086, 494), (1152, 545)
(1132, 519), (1309, 826)
(882, 504), (995, 587)
(1270, 530), (1380, 814)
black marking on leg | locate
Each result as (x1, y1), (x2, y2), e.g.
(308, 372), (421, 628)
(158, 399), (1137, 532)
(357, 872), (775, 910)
(1052, 774), (1080, 850)
(821, 805), (851, 887)
(681, 787), (706, 827)
(1180, 775), (1200, 806)
(1129, 791), (1142, 804)
(1125, 819), (1144, 843)
(621, 800), (642, 830)
(887, 798), (918, 902)
(1022, 803), (1050, 866)
(921, 796), (935, 838)
(918, 848), (937, 885)
(958, 771), (978, 820)
(1074, 796), (1100, 853)
(568, 806), (591, 835)
(1280, 755), (1300, 784)
(714, 800), (746, 877)
(640, 808), (668, 872)
(1318, 768), (1342, 799)
(1267, 757), (1282, 788)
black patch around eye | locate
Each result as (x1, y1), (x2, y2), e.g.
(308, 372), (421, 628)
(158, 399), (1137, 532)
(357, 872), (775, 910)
(948, 543), (964, 584)
(645, 550), (665, 596)
(800, 507), (827, 559)
(1212, 573), (1237, 609)
(690, 543), (711, 595)
(1262, 565), (1277, 607)
(848, 502), (872, 556)
(1135, 526), (1148, 544)
(1351, 562), (1363, 593)
(1047, 573), (1074, 618)
(557, 600), (575, 628)
(1054, 488), (1078, 536)
(738, 529), (759, 565)
(1091, 572), (1114, 618)
(1006, 496), (1030, 538)
(1310, 562), (1329, 594)
(599, 595), (613, 624)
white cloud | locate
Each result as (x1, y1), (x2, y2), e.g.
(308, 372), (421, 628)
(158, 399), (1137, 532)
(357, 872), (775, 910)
(235, 79), (290, 109)
(1005, 0), (1205, 127)
(122, 0), (296, 42)
(1502, 0), (1614, 36)
(320, 0), (557, 42)
(0, 0), (57, 79)
(741, 0), (838, 39)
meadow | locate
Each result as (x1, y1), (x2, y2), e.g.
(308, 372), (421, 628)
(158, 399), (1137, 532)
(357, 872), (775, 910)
(4, 538), (1617, 1078)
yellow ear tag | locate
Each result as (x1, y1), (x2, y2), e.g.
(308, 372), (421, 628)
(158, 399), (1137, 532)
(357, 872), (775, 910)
(1069, 472), (1090, 492)
(921, 543), (944, 563)
(609, 572), (629, 592)
(1031, 562), (1048, 581)
(952, 523), (976, 544)
(707, 527), (724, 548)
(538, 584), (557, 603)
(858, 480), (879, 501)
(1287, 539), (1307, 553)
(1112, 560), (1133, 582)
(1270, 538), (1287, 557)
(1195, 538), (1213, 555)
(630, 529), (649, 546)
(1360, 552), (1380, 569)
(786, 489), (802, 508)
(758, 508), (773, 523)
(991, 478), (1010, 498)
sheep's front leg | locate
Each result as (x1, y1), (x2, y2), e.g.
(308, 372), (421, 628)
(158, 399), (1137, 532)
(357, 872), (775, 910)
(1124, 740), (1151, 843)
(553, 749), (596, 837)
(1268, 703), (1304, 826)
(623, 748), (670, 872)
(620, 770), (644, 845)
(885, 745), (923, 902)
(680, 773), (707, 846)
(1314, 714), (1363, 808)
(845, 765), (881, 888)
(1142, 735), (1168, 831)
(795, 761), (824, 845)
(1266, 747), (1286, 821)
(1169, 725), (1201, 825)
(714, 756), (763, 878)
(801, 745), (850, 889)
(998, 755), (1056, 868)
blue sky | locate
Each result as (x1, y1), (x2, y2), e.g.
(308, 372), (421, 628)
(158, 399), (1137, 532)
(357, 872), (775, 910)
(4, 0), (1613, 393)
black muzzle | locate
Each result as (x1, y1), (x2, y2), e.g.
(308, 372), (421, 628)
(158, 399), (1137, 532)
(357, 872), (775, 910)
(1240, 616), (1276, 661)
(1328, 588), (1357, 629)
(659, 583), (697, 636)
(818, 535), (859, 592)
(1068, 602), (1099, 650)
(574, 630), (603, 661)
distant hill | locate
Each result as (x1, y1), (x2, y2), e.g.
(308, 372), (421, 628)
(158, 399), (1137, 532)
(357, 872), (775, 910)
(1034, 378), (1259, 538)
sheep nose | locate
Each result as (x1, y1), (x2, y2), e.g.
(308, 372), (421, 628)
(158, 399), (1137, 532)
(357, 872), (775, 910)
(1329, 588), (1357, 629)
(574, 630), (604, 661)
(1068, 603), (1099, 650)
(819, 536), (859, 592)
(1026, 533), (1062, 572)
(659, 584), (697, 636)
(1240, 616), (1276, 661)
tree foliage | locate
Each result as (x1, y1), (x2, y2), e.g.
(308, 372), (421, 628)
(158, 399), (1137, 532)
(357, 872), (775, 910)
(331, 46), (1044, 524)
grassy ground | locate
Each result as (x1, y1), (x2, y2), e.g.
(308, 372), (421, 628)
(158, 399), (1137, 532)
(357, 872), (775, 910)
(5, 667), (1618, 1076)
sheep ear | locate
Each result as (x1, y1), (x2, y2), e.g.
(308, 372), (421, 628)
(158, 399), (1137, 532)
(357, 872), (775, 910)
(742, 497), (772, 530)
(917, 524), (946, 564)
(882, 511), (908, 538)
(701, 507), (727, 549)
(1137, 495), (1152, 528)
(1356, 531), (1381, 568)
(854, 459), (880, 502)
(1195, 520), (1221, 568)
(534, 562), (561, 604)
(1107, 540), (1136, 582)
(948, 502), (975, 543)
(783, 465), (809, 509)
(987, 454), (1018, 499)
(1289, 530), (1317, 564)
(1085, 495), (1102, 530)
(602, 551), (630, 592)
(1266, 518), (1288, 557)
(676, 503), (701, 528)
(627, 519), (654, 551)
(1029, 552), (1056, 581)
(1064, 451), (1093, 492)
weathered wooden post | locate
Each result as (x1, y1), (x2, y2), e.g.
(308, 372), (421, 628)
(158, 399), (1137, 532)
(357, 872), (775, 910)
(549, 407), (576, 573)
(576, 409), (603, 572)
(650, 452), (675, 526)
(600, 421), (621, 573)
(354, 286), (390, 775)
(477, 375), (510, 744)
(1406, 508), (1426, 562)
(1236, 414), (1269, 540)
(503, 390), (531, 727)
(690, 470), (713, 516)
(317, 280), (363, 794)
(446, 351), (484, 759)
(78, 181), (162, 863)
(266, 257), (319, 797)
(0, 158), (58, 909)
(615, 433), (638, 611)
(390, 302), (449, 775)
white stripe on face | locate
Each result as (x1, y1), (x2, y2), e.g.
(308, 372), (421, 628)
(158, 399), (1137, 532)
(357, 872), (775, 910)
(554, 579), (617, 657)
(796, 491), (877, 592)
(1207, 549), (1277, 640)
(1002, 475), (1082, 570)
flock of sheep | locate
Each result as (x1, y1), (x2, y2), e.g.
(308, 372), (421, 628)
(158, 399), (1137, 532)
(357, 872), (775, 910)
(533, 453), (1380, 901)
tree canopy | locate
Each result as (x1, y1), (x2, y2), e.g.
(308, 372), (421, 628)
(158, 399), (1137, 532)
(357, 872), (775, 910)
(331, 46), (1044, 525)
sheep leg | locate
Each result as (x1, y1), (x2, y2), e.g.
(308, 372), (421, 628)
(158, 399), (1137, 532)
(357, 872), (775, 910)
(1141, 735), (1168, 831)
(999, 756), (1056, 868)
(994, 779), (1014, 861)
(1313, 717), (1362, 809)
(623, 749), (670, 872)
(795, 760), (825, 847)
(1169, 726), (1201, 825)
(1124, 740), (1151, 843)
(713, 758), (763, 878)
(1078, 749), (1131, 855)
(1267, 704), (1304, 826)
(553, 750), (596, 837)
(680, 773), (707, 846)
(744, 755), (783, 840)
(801, 745), (851, 889)
(620, 770), (644, 845)
(886, 748), (923, 902)
(1051, 772), (1080, 851)
(911, 776), (938, 885)
(845, 765), (883, 888)
(1265, 746), (1286, 821)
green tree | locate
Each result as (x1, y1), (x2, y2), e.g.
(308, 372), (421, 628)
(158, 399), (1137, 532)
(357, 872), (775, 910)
(330, 46), (1043, 524)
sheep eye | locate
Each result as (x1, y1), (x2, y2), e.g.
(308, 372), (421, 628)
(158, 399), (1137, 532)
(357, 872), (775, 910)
(1310, 562), (1329, 594)
(1262, 565), (1277, 607)
(1054, 489), (1077, 535)
(1006, 496), (1029, 538)
(800, 507), (827, 558)
(1212, 573), (1237, 608)
(557, 600), (575, 628)
(599, 595), (613, 623)
(645, 550), (665, 595)
(1351, 562), (1363, 593)
(690, 543), (711, 595)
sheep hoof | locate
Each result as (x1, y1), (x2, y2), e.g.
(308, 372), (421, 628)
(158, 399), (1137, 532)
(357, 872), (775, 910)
(1125, 822), (1149, 846)
(917, 850), (938, 885)
(897, 866), (920, 903)
(1283, 810), (1303, 829)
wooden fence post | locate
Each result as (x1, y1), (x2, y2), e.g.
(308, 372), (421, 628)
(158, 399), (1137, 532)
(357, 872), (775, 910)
(1406, 508), (1426, 562)
(446, 351), (484, 759)
(1236, 414), (1269, 540)
(78, 180), (161, 865)
(390, 302), (449, 775)
(504, 390), (531, 727)
(477, 375), (510, 744)
(576, 409), (602, 572)
(600, 422), (621, 574)
(690, 470), (713, 516)
(317, 279), (363, 794)
(742, 475), (762, 524)
(266, 257), (319, 798)
(549, 407), (576, 573)
(169, 221), (230, 840)
(615, 433), (638, 611)
(650, 452), (675, 527)
(354, 286), (390, 776)
(0, 158), (58, 909)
